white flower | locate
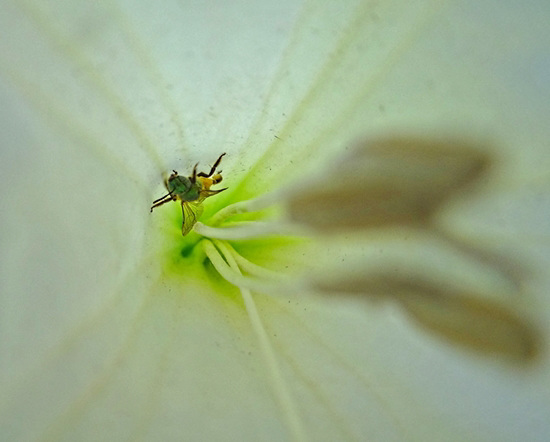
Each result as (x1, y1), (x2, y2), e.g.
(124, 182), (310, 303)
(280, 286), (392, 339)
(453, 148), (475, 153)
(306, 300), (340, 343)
(1, 1), (549, 441)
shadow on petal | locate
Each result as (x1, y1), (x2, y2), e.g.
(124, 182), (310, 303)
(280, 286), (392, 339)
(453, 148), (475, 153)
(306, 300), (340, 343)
(286, 136), (492, 231)
(313, 267), (541, 363)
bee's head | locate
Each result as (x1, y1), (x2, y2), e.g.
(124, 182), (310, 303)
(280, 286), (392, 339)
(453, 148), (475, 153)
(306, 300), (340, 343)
(165, 170), (178, 182)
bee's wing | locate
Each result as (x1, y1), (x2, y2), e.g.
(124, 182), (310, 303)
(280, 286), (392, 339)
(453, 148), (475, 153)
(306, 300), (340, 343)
(181, 201), (204, 236)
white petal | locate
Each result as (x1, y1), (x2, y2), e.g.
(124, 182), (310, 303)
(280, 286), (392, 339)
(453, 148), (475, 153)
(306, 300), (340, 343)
(1, 0), (549, 441)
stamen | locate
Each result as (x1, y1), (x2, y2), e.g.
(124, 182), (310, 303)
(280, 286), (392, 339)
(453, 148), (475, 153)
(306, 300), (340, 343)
(212, 240), (284, 281)
(202, 240), (306, 442)
(201, 240), (261, 289)
(208, 195), (276, 226)
(208, 201), (251, 226)
(194, 221), (305, 240)
(201, 240), (305, 296)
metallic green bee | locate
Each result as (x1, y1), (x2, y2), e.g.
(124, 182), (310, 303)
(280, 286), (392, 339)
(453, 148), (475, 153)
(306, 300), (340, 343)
(150, 153), (227, 235)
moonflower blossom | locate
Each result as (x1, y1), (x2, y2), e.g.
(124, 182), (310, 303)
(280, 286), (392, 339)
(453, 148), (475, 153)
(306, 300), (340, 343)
(1, 1), (549, 441)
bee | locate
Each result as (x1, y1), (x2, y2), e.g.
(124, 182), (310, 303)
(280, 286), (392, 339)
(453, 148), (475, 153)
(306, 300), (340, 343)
(150, 153), (227, 235)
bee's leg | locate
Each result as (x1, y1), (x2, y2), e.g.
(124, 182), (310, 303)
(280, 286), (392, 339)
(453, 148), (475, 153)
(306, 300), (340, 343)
(198, 152), (226, 178)
(152, 192), (171, 205)
(203, 187), (228, 197)
(190, 163), (198, 184)
(150, 194), (174, 212)
(151, 188), (176, 212)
